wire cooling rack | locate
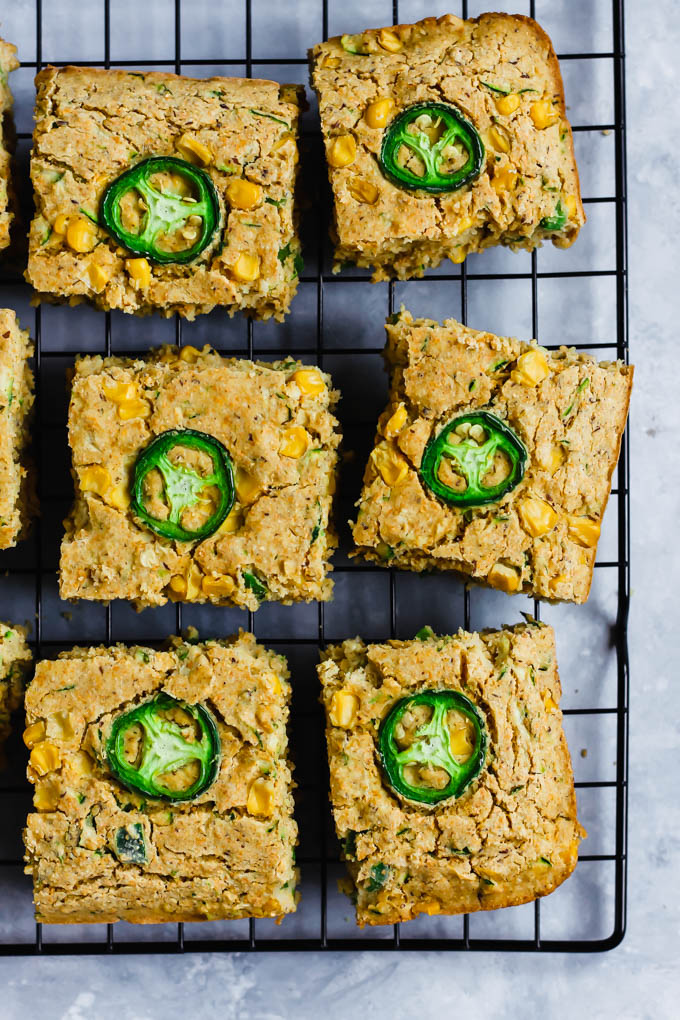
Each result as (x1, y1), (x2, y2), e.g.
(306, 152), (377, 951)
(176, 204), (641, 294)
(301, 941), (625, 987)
(0, 0), (628, 953)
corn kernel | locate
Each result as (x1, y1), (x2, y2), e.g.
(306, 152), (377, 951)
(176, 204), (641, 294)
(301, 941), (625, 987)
(118, 397), (152, 420)
(29, 741), (62, 777)
(348, 178), (379, 205)
(176, 133), (213, 166)
(567, 516), (601, 548)
(418, 901), (441, 916)
(384, 402), (408, 438)
(322, 56), (340, 69)
(179, 345), (201, 363)
(543, 691), (558, 713)
(66, 216), (97, 253)
(511, 348), (550, 386)
(377, 27), (402, 52)
(279, 425), (310, 459)
(169, 575), (187, 599)
(234, 466), (261, 505)
(103, 380), (136, 404)
(449, 724), (474, 758)
(53, 213), (69, 235)
(549, 573), (568, 594)
(564, 194), (578, 220)
(247, 777), (275, 817)
(327, 134), (357, 168)
(540, 444), (566, 476)
(292, 368), (325, 396)
(34, 782), (60, 811)
(79, 465), (111, 497)
(71, 751), (94, 776)
(201, 574), (236, 598)
(364, 97), (395, 129)
(518, 497), (558, 538)
(273, 132), (299, 163)
(491, 167), (518, 193)
(329, 690), (359, 728)
(87, 262), (110, 292)
(125, 257), (151, 289)
(23, 721), (46, 749)
(370, 442), (409, 487)
(226, 178), (262, 210)
(231, 252), (260, 283)
(449, 248), (466, 265)
(264, 672), (282, 697)
(488, 125), (511, 153)
(217, 505), (243, 533)
(495, 93), (521, 116)
(106, 482), (130, 511)
(530, 100), (559, 130)
(487, 562), (521, 594)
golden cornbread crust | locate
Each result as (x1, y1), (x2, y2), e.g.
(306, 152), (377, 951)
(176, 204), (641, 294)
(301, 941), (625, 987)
(310, 13), (584, 281)
(59, 345), (341, 610)
(26, 66), (303, 320)
(0, 309), (36, 549)
(0, 623), (32, 761)
(352, 310), (632, 604)
(0, 38), (18, 252)
(319, 624), (584, 926)
(23, 632), (299, 924)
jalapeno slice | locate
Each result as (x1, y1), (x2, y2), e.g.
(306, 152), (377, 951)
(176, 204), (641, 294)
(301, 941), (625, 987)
(100, 156), (220, 264)
(420, 411), (527, 508)
(107, 693), (221, 801)
(540, 199), (567, 232)
(379, 102), (485, 194)
(131, 428), (235, 542)
(379, 691), (486, 805)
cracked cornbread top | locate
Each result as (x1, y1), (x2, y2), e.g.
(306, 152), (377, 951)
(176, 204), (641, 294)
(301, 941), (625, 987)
(0, 623), (32, 761)
(0, 38), (19, 252)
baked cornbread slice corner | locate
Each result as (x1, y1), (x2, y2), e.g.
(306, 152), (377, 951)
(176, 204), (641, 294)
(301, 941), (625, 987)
(310, 13), (584, 281)
(0, 309), (36, 549)
(26, 66), (304, 320)
(60, 345), (341, 610)
(0, 623), (32, 763)
(0, 38), (19, 253)
(319, 623), (585, 926)
(24, 631), (299, 924)
(352, 309), (632, 604)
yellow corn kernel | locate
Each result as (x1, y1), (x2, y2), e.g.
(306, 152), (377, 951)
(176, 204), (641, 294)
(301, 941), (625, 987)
(247, 777), (275, 817)
(518, 496), (558, 538)
(225, 178), (262, 210)
(327, 134), (357, 168)
(370, 442), (409, 487)
(449, 248), (466, 265)
(71, 751), (94, 776)
(273, 132), (299, 163)
(322, 55), (340, 69)
(329, 690), (359, 728)
(23, 721), (46, 749)
(179, 345), (201, 363)
(264, 672), (282, 696)
(364, 97), (395, 129)
(491, 167), (518, 193)
(79, 465), (111, 497)
(176, 133), (213, 166)
(87, 262), (110, 292)
(549, 573), (568, 594)
(231, 252), (260, 283)
(103, 380), (136, 404)
(118, 397), (152, 420)
(53, 213), (69, 235)
(540, 444), (566, 476)
(384, 402), (408, 439)
(495, 93), (521, 116)
(106, 482), (130, 511)
(377, 27), (402, 52)
(169, 575), (188, 599)
(292, 368), (325, 396)
(530, 99), (559, 130)
(218, 505), (243, 533)
(34, 782), (60, 811)
(543, 691), (558, 713)
(564, 194), (578, 220)
(201, 574), (236, 599)
(66, 216), (97, 253)
(29, 741), (62, 777)
(234, 466), (261, 505)
(488, 124), (511, 153)
(567, 516), (601, 548)
(487, 562), (521, 594)
(348, 178), (379, 205)
(511, 348), (550, 386)
(449, 725), (474, 758)
(279, 425), (310, 458)
(417, 901), (441, 916)
(125, 257), (151, 289)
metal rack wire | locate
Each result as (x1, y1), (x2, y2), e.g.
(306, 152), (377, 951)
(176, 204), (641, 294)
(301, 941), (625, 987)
(0, 0), (628, 953)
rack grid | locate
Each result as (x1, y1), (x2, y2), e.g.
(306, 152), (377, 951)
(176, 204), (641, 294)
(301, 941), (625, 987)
(0, 0), (628, 953)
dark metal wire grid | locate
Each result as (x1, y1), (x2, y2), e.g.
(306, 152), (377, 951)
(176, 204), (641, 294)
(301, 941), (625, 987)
(0, 0), (628, 953)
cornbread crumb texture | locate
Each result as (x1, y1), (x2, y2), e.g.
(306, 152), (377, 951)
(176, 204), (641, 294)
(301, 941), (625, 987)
(0, 309), (36, 549)
(0, 623), (32, 759)
(319, 624), (584, 926)
(59, 345), (341, 610)
(26, 66), (303, 320)
(310, 13), (584, 281)
(0, 38), (18, 252)
(23, 632), (298, 924)
(352, 310), (632, 604)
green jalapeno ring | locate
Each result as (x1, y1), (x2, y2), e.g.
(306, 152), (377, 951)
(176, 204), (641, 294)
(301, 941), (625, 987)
(419, 410), (527, 508)
(131, 428), (235, 542)
(379, 102), (485, 194)
(100, 156), (220, 265)
(107, 693), (221, 801)
(379, 690), (487, 805)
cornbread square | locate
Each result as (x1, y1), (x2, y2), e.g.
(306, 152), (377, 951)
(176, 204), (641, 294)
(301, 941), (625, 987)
(0, 623), (32, 762)
(60, 345), (340, 610)
(310, 13), (584, 281)
(352, 310), (632, 604)
(0, 38), (18, 252)
(319, 623), (584, 926)
(26, 66), (304, 320)
(0, 309), (36, 549)
(23, 631), (298, 924)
